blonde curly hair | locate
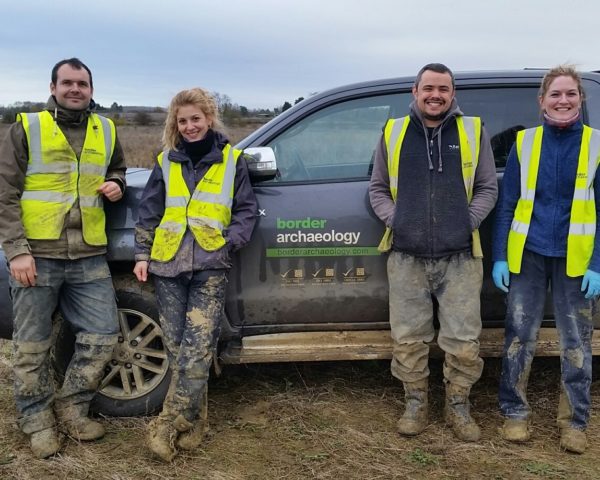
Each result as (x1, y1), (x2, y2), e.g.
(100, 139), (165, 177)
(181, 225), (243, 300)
(162, 88), (225, 150)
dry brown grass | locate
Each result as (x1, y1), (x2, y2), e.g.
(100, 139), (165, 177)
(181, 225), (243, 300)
(1, 338), (599, 480)
(116, 123), (262, 169)
(0, 121), (264, 169)
(1, 117), (599, 478)
(0, 123), (10, 142)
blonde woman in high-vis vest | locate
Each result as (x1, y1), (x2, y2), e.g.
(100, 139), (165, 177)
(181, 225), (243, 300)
(133, 88), (257, 462)
(492, 65), (600, 454)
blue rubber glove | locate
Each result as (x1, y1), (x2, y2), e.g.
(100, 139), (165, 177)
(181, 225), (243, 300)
(492, 261), (510, 293)
(581, 269), (600, 299)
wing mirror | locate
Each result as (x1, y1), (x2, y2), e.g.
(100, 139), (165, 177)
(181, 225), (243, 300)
(244, 147), (278, 181)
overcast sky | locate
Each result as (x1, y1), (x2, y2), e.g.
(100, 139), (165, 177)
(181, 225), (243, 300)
(1, 0), (598, 109)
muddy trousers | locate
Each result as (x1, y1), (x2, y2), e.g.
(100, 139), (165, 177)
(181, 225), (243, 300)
(387, 252), (484, 386)
(499, 250), (593, 430)
(154, 271), (226, 424)
(10, 256), (119, 435)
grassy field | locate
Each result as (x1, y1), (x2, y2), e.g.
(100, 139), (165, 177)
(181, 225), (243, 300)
(1, 117), (600, 478)
(116, 121), (264, 168)
(0, 120), (264, 168)
(1, 339), (599, 480)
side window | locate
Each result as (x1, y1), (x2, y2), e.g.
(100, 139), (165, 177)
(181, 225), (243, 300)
(583, 78), (600, 127)
(456, 87), (541, 168)
(266, 93), (411, 183)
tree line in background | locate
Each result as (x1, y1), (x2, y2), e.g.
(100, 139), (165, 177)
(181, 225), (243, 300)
(0, 93), (306, 126)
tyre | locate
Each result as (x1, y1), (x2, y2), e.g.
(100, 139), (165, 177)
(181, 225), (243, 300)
(53, 275), (171, 417)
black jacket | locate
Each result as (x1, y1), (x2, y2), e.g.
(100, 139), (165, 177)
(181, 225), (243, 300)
(369, 100), (498, 258)
(134, 130), (257, 276)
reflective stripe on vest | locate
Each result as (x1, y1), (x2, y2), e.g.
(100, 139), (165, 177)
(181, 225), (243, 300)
(18, 111), (115, 245)
(507, 125), (600, 277)
(150, 144), (240, 262)
(379, 115), (483, 257)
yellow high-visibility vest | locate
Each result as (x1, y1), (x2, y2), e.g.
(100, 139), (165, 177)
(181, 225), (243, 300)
(507, 125), (600, 277)
(150, 144), (241, 262)
(378, 115), (483, 257)
(18, 111), (115, 246)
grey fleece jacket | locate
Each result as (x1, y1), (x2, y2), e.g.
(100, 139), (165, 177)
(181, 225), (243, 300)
(0, 96), (127, 261)
(369, 99), (498, 256)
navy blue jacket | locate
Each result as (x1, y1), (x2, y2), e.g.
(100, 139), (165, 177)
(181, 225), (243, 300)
(492, 120), (600, 273)
(134, 131), (257, 277)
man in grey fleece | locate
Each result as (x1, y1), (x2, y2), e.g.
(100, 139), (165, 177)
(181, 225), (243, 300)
(369, 63), (497, 442)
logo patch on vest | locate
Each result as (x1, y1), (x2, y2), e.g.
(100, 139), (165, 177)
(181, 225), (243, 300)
(448, 144), (460, 150)
(83, 148), (101, 154)
(201, 177), (220, 186)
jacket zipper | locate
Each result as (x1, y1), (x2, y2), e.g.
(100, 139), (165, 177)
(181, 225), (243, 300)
(429, 136), (434, 257)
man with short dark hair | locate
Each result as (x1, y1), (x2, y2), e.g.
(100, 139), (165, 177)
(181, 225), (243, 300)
(0, 58), (126, 458)
(369, 63), (497, 442)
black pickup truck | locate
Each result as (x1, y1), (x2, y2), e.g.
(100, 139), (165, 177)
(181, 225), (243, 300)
(2, 70), (600, 416)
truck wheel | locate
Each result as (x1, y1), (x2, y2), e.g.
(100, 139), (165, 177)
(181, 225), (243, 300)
(52, 280), (171, 417)
(92, 288), (171, 416)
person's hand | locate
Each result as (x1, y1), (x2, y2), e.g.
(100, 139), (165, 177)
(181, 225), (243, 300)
(98, 181), (123, 202)
(492, 261), (510, 292)
(133, 261), (149, 282)
(9, 254), (37, 287)
(581, 269), (600, 299)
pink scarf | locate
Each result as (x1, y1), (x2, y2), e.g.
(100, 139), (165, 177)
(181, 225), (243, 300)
(543, 110), (580, 128)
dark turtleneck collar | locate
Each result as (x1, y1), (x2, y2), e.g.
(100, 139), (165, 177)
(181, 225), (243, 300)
(46, 95), (94, 126)
(181, 129), (215, 164)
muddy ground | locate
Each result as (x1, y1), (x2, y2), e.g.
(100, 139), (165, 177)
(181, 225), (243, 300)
(0, 339), (599, 480)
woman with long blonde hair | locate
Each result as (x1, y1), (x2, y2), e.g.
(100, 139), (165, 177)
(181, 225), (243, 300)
(133, 88), (257, 462)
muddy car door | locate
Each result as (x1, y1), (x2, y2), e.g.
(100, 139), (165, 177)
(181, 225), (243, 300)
(226, 91), (413, 335)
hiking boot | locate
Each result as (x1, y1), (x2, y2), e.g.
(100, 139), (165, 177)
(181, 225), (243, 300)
(177, 418), (208, 450)
(560, 427), (587, 454)
(444, 382), (481, 442)
(501, 418), (530, 442)
(56, 405), (105, 441)
(176, 390), (209, 450)
(556, 391), (571, 431)
(397, 379), (428, 436)
(30, 427), (61, 459)
(147, 418), (178, 462)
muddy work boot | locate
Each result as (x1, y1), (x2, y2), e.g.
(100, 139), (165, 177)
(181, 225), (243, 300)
(500, 418), (530, 443)
(147, 418), (178, 462)
(176, 391), (209, 450)
(29, 427), (61, 459)
(560, 427), (587, 454)
(176, 417), (208, 450)
(444, 383), (481, 442)
(56, 405), (105, 441)
(19, 410), (61, 458)
(397, 379), (428, 436)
